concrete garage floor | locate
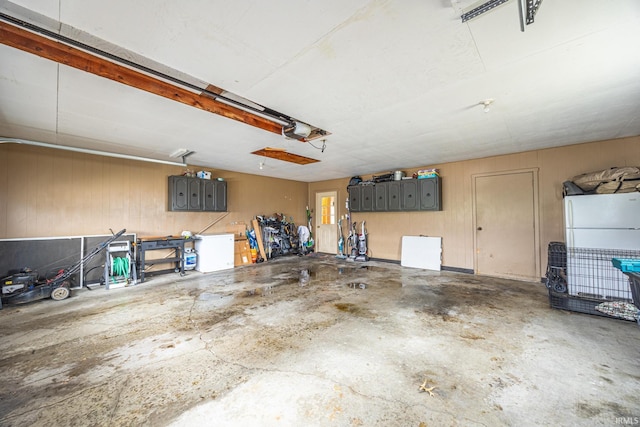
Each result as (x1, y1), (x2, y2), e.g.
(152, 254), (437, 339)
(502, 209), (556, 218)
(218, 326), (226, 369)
(1, 255), (639, 426)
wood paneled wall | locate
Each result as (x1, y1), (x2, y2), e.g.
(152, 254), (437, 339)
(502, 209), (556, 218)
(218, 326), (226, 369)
(0, 144), (308, 239)
(2, 136), (639, 278)
(308, 136), (640, 276)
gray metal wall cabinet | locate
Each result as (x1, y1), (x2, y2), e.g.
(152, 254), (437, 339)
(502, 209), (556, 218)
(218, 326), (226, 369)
(214, 181), (227, 212)
(169, 176), (227, 212)
(169, 175), (190, 211)
(361, 185), (374, 211)
(347, 177), (441, 212)
(374, 183), (388, 211)
(387, 181), (401, 211)
(188, 178), (202, 210)
(349, 185), (362, 212)
(401, 180), (418, 210)
(419, 178), (440, 210)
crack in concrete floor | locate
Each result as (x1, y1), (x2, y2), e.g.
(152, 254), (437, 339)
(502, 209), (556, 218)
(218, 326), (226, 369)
(1, 254), (639, 426)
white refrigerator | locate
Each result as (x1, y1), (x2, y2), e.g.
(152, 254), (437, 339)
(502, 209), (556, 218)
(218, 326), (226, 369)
(564, 193), (640, 300)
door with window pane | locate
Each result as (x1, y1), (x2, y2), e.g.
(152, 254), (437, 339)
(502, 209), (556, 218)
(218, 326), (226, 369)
(315, 191), (337, 254)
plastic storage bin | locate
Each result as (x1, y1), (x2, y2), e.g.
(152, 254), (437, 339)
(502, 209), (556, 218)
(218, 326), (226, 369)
(611, 258), (640, 273)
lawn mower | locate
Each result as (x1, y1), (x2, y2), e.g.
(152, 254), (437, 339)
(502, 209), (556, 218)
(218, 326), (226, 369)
(1, 228), (126, 308)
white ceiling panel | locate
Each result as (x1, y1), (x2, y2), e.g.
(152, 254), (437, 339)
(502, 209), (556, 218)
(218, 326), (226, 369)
(1, 0), (639, 181)
(7, 0), (57, 19)
(0, 46), (58, 131)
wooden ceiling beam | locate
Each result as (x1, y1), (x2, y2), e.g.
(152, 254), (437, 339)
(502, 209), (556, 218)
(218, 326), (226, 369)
(0, 21), (284, 135)
(251, 148), (319, 165)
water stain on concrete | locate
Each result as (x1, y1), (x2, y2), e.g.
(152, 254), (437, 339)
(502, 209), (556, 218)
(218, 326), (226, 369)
(1, 255), (639, 427)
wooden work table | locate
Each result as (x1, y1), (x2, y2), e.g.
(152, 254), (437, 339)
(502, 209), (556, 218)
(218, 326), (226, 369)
(136, 236), (193, 282)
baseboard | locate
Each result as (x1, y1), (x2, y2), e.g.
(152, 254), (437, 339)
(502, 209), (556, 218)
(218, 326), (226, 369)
(368, 257), (474, 274)
(442, 266), (474, 274)
(368, 257), (400, 264)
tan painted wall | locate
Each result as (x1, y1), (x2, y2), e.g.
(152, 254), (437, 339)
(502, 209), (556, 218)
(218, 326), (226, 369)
(2, 136), (639, 278)
(0, 144), (308, 239)
(308, 136), (640, 276)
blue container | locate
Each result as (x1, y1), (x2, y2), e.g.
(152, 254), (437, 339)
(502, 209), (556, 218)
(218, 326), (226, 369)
(184, 251), (197, 271)
(611, 258), (640, 273)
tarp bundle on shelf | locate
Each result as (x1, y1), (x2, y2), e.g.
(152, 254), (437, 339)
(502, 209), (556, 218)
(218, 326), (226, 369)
(563, 166), (640, 196)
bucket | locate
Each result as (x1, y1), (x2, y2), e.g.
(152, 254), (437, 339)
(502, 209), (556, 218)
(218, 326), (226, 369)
(394, 171), (405, 181)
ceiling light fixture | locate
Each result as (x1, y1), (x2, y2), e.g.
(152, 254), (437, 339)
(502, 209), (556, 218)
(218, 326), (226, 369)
(169, 148), (195, 163)
(480, 99), (494, 113)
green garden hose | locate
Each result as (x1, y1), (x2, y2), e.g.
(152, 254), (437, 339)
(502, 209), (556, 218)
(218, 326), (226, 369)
(111, 256), (129, 282)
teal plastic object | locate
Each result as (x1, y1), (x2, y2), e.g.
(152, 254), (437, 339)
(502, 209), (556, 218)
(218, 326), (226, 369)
(611, 258), (640, 273)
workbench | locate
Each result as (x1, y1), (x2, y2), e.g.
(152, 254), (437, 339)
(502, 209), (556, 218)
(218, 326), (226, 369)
(137, 236), (193, 283)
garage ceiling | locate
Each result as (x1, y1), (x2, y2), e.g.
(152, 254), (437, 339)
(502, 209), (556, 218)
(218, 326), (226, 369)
(1, 0), (639, 182)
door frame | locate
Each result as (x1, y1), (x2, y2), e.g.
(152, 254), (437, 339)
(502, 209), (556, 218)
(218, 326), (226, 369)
(315, 190), (338, 254)
(471, 168), (541, 280)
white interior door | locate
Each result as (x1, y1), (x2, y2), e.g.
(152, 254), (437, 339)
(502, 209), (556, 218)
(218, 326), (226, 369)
(473, 170), (540, 280)
(315, 191), (337, 254)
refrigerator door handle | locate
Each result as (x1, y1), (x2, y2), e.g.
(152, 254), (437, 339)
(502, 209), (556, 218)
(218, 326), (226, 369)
(568, 199), (573, 229)
(567, 199), (574, 247)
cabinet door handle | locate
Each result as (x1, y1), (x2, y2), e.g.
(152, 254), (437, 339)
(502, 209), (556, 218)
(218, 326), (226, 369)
(477, 227), (483, 231)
